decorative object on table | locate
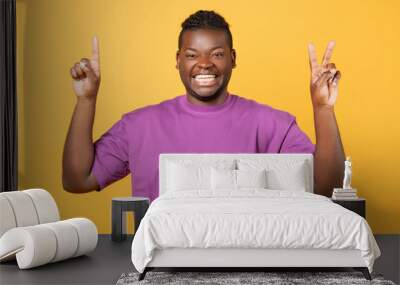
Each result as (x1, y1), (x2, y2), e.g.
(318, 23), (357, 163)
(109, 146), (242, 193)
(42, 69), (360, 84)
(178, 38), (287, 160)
(332, 156), (358, 200)
(332, 188), (358, 200)
(112, 197), (149, 242)
(343, 156), (352, 189)
(116, 271), (394, 285)
(0, 189), (98, 269)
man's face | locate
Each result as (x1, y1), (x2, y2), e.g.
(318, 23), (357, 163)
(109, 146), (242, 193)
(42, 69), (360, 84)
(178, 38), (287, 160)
(176, 29), (236, 102)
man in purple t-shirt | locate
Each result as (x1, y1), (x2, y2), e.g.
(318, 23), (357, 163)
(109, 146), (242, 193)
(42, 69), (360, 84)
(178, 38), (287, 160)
(63, 11), (345, 200)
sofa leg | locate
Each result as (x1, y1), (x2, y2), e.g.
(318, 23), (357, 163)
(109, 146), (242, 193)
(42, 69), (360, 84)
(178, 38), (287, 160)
(138, 268), (148, 281)
(354, 267), (371, 280)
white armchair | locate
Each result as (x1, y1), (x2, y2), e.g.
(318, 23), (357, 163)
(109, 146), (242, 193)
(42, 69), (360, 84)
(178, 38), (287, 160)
(0, 189), (97, 269)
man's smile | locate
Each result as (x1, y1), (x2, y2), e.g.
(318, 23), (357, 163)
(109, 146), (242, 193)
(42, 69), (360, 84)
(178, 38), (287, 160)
(191, 74), (219, 87)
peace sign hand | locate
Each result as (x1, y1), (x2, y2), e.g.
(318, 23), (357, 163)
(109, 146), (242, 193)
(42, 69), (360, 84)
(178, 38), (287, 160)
(70, 36), (101, 99)
(308, 41), (341, 109)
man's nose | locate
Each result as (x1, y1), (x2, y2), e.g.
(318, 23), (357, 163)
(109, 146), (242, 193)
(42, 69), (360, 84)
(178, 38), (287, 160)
(197, 55), (213, 68)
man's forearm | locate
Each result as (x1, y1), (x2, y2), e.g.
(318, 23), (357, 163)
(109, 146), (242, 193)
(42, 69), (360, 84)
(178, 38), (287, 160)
(313, 106), (346, 196)
(62, 97), (97, 191)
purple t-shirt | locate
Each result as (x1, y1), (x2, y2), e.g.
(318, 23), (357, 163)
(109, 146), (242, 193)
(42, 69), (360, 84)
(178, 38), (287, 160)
(91, 94), (315, 201)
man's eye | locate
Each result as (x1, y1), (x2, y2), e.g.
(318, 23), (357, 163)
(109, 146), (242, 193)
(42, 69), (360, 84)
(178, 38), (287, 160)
(185, 54), (196, 59)
(213, 52), (224, 58)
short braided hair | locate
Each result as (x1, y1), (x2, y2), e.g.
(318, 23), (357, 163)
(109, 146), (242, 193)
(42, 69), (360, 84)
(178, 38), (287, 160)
(178, 10), (233, 49)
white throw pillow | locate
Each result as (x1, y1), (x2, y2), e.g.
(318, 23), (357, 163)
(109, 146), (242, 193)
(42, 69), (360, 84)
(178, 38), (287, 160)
(238, 158), (309, 191)
(237, 169), (267, 188)
(211, 168), (236, 190)
(211, 169), (268, 190)
(266, 168), (307, 191)
(167, 162), (211, 191)
(166, 159), (236, 192)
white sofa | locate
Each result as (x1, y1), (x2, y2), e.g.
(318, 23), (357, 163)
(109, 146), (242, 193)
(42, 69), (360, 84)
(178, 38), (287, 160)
(0, 189), (98, 269)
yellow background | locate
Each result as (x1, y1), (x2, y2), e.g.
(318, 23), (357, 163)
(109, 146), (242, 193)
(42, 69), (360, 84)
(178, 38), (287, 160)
(16, 0), (400, 234)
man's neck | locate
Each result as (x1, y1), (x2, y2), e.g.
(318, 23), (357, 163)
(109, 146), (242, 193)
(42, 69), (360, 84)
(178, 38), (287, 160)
(186, 91), (229, 106)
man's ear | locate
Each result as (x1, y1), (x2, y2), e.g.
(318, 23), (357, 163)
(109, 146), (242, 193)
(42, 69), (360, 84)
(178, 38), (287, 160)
(231, 49), (237, 68)
(175, 51), (180, 69)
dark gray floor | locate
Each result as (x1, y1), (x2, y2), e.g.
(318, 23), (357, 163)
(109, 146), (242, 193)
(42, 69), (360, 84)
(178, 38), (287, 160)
(0, 235), (398, 285)
(374, 235), (400, 284)
(0, 235), (135, 285)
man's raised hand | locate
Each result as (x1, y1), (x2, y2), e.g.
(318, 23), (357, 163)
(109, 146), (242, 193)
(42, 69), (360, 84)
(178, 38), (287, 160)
(307, 41), (341, 109)
(70, 36), (101, 99)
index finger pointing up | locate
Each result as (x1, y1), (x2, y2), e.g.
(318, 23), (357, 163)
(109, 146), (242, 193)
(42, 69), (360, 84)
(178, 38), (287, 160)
(322, 40), (335, 65)
(307, 42), (318, 72)
(91, 35), (100, 64)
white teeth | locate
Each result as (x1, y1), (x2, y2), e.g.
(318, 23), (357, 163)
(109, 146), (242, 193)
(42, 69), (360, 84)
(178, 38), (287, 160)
(194, 74), (216, 79)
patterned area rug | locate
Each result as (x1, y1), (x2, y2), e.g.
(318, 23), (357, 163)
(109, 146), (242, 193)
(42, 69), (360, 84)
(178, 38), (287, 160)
(116, 271), (396, 285)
